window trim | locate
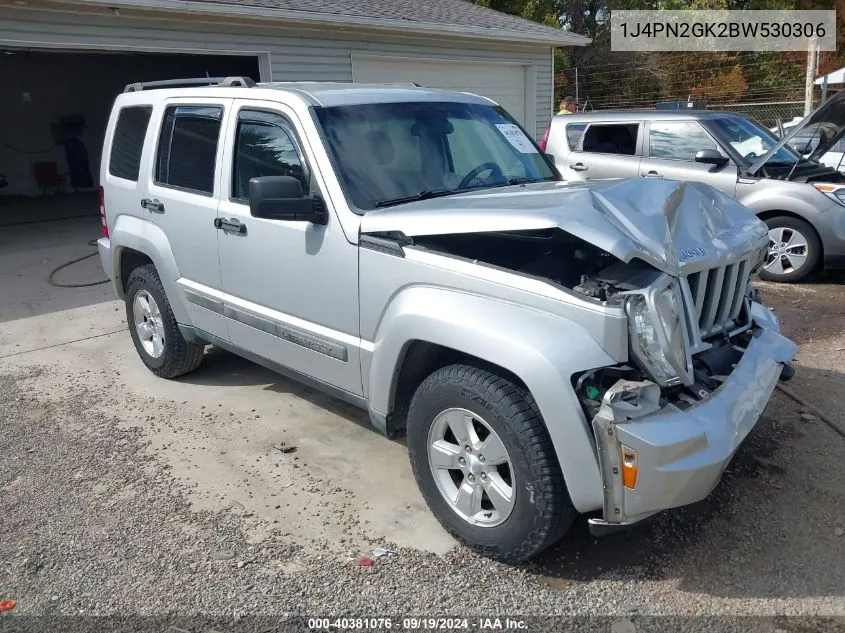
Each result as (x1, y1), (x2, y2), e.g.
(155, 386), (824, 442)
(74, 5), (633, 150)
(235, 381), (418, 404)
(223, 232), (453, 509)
(576, 121), (643, 157)
(645, 119), (726, 163)
(108, 105), (153, 183)
(229, 106), (312, 206)
(153, 103), (225, 198)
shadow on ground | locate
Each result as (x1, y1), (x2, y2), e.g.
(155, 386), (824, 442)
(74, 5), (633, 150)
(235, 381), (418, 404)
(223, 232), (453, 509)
(178, 345), (372, 430)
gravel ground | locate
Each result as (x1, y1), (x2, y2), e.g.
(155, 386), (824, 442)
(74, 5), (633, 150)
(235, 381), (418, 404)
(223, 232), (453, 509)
(1, 281), (844, 632)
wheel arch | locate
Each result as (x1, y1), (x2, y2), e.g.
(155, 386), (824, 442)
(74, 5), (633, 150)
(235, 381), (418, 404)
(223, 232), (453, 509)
(109, 215), (189, 324)
(757, 210), (824, 270)
(388, 340), (530, 436)
(116, 247), (153, 298)
(367, 287), (619, 513)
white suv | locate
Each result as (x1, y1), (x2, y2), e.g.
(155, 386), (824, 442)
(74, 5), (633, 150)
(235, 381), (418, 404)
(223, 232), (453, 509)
(97, 77), (795, 561)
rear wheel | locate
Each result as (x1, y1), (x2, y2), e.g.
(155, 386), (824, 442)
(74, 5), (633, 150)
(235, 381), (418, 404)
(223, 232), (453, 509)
(406, 364), (576, 562)
(125, 264), (205, 378)
(759, 216), (820, 283)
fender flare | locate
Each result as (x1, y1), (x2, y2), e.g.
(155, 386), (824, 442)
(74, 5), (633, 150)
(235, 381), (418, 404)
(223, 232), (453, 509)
(368, 286), (619, 513)
(109, 215), (190, 324)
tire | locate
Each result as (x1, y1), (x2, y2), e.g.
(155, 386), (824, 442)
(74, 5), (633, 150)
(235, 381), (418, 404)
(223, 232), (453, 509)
(406, 364), (577, 563)
(758, 216), (820, 283)
(125, 264), (204, 378)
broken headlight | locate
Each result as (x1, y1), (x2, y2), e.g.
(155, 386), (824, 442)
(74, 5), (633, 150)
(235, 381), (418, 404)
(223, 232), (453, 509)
(625, 280), (691, 387)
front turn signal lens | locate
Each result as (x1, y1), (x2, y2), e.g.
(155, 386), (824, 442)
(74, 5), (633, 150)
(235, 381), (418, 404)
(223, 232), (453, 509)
(621, 445), (638, 489)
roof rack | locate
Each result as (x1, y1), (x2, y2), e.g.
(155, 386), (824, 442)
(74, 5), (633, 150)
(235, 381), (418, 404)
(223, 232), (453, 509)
(124, 76), (256, 93)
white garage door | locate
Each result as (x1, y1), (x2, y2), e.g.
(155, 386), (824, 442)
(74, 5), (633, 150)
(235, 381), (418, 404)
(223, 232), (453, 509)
(352, 56), (528, 126)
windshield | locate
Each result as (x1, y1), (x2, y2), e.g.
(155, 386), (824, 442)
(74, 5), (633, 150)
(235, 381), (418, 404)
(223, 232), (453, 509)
(706, 116), (802, 165)
(314, 101), (557, 211)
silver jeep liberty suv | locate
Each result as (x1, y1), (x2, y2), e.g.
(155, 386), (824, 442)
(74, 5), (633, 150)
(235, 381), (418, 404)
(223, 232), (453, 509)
(98, 77), (796, 562)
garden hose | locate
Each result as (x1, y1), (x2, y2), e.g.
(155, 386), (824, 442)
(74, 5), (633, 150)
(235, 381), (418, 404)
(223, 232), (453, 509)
(48, 239), (109, 288)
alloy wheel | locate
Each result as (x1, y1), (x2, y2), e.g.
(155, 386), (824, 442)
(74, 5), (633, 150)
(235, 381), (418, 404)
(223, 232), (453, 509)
(765, 226), (809, 277)
(132, 290), (166, 358)
(426, 407), (515, 527)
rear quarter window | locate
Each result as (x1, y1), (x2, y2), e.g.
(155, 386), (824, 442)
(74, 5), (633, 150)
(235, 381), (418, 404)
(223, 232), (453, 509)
(565, 123), (587, 150)
(108, 106), (153, 181)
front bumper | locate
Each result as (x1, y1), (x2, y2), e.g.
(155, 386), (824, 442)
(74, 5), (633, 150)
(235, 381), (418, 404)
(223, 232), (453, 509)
(814, 201), (845, 263)
(589, 323), (796, 531)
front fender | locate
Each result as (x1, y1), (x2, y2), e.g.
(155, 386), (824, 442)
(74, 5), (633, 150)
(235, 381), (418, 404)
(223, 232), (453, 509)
(109, 215), (190, 325)
(369, 286), (619, 513)
(739, 187), (825, 223)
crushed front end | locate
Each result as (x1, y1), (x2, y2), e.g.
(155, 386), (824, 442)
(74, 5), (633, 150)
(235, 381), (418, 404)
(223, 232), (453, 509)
(574, 248), (797, 533)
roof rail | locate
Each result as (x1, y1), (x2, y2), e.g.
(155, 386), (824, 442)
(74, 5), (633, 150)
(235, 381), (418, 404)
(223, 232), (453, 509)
(123, 76), (256, 93)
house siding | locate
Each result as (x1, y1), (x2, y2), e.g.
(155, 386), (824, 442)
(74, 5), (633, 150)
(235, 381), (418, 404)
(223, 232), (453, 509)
(0, 7), (553, 138)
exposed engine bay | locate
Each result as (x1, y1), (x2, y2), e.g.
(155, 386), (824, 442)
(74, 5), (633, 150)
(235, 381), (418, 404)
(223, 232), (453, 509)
(410, 227), (783, 415)
(413, 228), (657, 301)
(572, 330), (758, 422)
(759, 161), (845, 182)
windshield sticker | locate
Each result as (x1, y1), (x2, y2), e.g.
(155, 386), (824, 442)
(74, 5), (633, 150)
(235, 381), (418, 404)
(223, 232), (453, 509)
(495, 124), (538, 154)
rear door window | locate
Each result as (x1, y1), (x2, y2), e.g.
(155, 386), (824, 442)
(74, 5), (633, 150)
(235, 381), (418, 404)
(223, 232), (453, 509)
(648, 121), (718, 161)
(581, 123), (639, 155)
(109, 106), (152, 181)
(155, 105), (223, 195)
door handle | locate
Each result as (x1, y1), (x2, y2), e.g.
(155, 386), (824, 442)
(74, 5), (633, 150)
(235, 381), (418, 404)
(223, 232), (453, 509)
(141, 198), (165, 213)
(570, 163), (588, 172)
(644, 170), (663, 178)
(214, 217), (246, 234)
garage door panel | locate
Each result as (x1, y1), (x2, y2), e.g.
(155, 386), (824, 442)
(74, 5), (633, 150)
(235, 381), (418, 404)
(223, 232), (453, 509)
(352, 57), (527, 125)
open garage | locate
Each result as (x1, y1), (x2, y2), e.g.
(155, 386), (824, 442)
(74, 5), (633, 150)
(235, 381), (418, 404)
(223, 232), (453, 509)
(1, 49), (259, 225)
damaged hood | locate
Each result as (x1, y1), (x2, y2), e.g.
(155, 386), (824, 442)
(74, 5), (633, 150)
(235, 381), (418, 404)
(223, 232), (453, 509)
(750, 88), (845, 175)
(360, 179), (768, 276)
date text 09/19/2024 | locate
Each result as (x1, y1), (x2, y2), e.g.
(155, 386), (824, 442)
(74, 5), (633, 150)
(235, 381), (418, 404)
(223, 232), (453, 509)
(307, 618), (529, 630)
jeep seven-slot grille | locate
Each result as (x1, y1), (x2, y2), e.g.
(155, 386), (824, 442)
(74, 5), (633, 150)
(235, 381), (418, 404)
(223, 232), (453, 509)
(685, 258), (751, 338)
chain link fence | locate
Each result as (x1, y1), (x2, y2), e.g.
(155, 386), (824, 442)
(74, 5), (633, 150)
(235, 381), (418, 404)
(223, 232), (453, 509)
(569, 97), (806, 131)
(706, 101), (805, 129)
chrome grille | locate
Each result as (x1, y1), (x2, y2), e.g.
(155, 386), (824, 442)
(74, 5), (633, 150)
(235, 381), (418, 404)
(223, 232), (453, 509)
(685, 258), (751, 338)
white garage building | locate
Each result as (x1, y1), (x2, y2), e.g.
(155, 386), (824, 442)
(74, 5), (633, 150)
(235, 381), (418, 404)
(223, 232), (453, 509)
(0, 0), (588, 201)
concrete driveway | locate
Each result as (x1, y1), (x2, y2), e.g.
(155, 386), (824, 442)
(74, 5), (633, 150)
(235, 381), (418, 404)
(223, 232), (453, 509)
(0, 215), (455, 555)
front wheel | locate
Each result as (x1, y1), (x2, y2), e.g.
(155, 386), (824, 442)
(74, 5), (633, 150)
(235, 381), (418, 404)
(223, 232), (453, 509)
(759, 216), (820, 283)
(406, 364), (576, 562)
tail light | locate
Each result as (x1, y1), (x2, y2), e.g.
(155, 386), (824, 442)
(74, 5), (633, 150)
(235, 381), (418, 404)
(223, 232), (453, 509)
(539, 126), (550, 152)
(98, 186), (108, 238)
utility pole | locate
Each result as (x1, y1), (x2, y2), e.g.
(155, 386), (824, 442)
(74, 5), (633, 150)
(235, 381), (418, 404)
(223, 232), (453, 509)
(804, 38), (817, 116)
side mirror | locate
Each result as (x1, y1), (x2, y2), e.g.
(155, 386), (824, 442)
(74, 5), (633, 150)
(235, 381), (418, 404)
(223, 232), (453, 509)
(249, 176), (326, 224)
(694, 149), (729, 166)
